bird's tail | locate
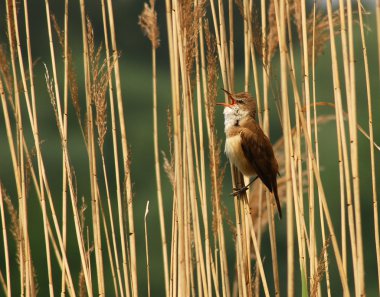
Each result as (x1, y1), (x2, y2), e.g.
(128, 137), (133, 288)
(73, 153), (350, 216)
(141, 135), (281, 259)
(273, 181), (282, 219)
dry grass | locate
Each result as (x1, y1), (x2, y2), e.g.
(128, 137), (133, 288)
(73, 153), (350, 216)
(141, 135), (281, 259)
(0, 0), (378, 296)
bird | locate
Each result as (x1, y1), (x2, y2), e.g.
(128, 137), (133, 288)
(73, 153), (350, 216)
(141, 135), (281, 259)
(217, 89), (282, 218)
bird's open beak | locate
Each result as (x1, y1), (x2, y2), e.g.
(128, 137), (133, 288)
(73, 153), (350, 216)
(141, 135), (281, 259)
(216, 88), (235, 107)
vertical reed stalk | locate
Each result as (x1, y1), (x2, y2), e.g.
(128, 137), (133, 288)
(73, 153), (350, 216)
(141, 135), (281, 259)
(79, 2), (105, 294)
(105, 1), (138, 294)
(287, 49), (350, 296)
(139, 2), (170, 294)
(100, 1), (130, 295)
(0, 184), (11, 297)
(60, 0), (69, 296)
(5, 1), (30, 294)
(274, 0), (293, 295)
(144, 202), (151, 297)
(299, 0), (316, 288)
(12, 0), (47, 294)
(357, 1), (380, 294)
(44, 0), (93, 293)
(346, 0), (365, 292)
(195, 15), (212, 297)
(327, 0), (359, 294)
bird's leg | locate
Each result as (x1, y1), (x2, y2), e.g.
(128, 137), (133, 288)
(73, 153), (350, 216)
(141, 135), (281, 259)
(231, 176), (259, 196)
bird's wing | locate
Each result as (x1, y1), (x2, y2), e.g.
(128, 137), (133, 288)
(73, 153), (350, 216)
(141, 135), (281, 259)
(240, 126), (282, 218)
(239, 126), (277, 191)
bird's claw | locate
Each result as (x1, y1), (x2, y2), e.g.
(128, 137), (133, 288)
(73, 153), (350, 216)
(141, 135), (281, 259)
(230, 186), (249, 197)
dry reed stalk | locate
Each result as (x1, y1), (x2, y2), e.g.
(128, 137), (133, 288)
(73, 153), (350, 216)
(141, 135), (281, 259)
(199, 6), (218, 296)
(310, 4), (332, 297)
(0, 184), (11, 297)
(256, 4), (282, 294)
(144, 202), (151, 297)
(239, 1), (254, 295)
(185, 3), (213, 292)
(105, 2), (138, 295)
(100, 1), (130, 296)
(229, 0), (234, 91)
(52, 15), (83, 134)
(14, 0), (53, 294)
(1, 43), (76, 296)
(307, 9), (340, 61)
(286, 44), (350, 297)
(9, 0), (51, 295)
(0, 271), (7, 297)
(298, 0), (316, 289)
(4, 1), (31, 295)
(59, 0), (69, 295)
(289, 3), (338, 294)
(2, 190), (23, 294)
(289, 3), (311, 289)
(79, 7), (105, 295)
(43, 63), (92, 296)
(234, 197), (248, 297)
(0, 78), (20, 244)
(0, 46), (13, 97)
(272, 1), (295, 296)
(245, 201), (270, 297)
(337, 0), (359, 286)
(249, 3), (263, 127)
(19, 53), (80, 297)
(22, 134), (77, 297)
(218, 0), (232, 88)
(204, 20), (231, 296)
(166, 3), (184, 293)
(243, 0), (251, 91)
(326, 0), (359, 294)
(139, 2), (170, 295)
(284, 7), (306, 292)
(170, 1), (187, 293)
(43, 7), (94, 287)
(346, 0), (365, 292)
(310, 237), (331, 297)
(253, 1), (269, 294)
(96, 182), (121, 297)
(242, 1), (281, 294)
(194, 4), (213, 295)
(169, 198), (178, 297)
(86, 18), (121, 295)
(208, 0), (227, 87)
(184, 69), (200, 297)
(357, 1), (380, 294)
(4, 0), (21, 198)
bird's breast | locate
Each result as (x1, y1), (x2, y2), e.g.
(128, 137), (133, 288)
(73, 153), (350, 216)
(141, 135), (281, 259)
(225, 134), (256, 176)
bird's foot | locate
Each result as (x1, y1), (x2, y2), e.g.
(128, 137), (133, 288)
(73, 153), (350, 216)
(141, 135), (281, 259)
(230, 185), (249, 197)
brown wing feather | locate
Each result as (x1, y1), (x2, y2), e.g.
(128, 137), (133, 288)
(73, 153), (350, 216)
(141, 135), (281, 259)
(240, 128), (275, 190)
(240, 123), (282, 218)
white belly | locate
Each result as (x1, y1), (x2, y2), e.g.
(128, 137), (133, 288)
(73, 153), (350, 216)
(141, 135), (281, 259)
(225, 135), (255, 176)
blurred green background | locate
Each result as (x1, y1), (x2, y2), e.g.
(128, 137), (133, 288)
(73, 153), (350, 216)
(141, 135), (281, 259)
(0, 0), (379, 296)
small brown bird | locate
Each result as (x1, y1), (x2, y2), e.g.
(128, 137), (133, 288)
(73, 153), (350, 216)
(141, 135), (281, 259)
(217, 89), (282, 218)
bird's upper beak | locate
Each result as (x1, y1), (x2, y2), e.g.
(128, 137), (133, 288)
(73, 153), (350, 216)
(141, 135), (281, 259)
(216, 88), (235, 108)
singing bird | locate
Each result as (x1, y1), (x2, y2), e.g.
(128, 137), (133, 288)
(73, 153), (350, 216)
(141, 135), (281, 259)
(217, 89), (282, 218)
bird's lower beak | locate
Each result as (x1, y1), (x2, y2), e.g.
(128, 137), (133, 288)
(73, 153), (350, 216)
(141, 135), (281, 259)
(217, 88), (235, 107)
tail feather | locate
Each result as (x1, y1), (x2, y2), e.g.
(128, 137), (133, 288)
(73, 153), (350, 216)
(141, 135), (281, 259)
(272, 181), (282, 219)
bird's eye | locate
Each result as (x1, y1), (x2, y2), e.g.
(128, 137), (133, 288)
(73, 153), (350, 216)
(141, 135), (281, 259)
(236, 99), (244, 104)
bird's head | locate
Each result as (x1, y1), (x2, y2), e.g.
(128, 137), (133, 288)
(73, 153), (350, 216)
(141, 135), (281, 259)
(217, 89), (257, 120)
